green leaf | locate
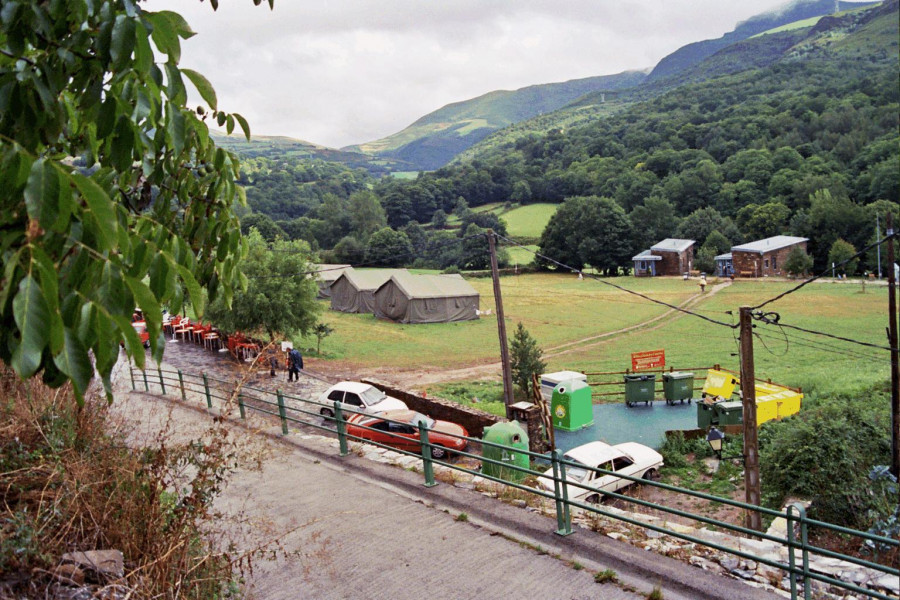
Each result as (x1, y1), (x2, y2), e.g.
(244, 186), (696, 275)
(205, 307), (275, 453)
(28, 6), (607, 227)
(155, 10), (196, 39)
(30, 246), (64, 354)
(133, 21), (153, 74)
(174, 262), (204, 319)
(11, 274), (50, 378)
(167, 106), (186, 156)
(164, 61), (186, 105)
(54, 328), (93, 400)
(24, 159), (60, 229)
(182, 68), (217, 111)
(113, 314), (145, 369)
(146, 11), (181, 63)
(110, 14), (136, 69)
(71, 172), (118, 251)
(125, 275), (161, 350)
(233, 112), (251, 141)
(111, 116), (135, 171)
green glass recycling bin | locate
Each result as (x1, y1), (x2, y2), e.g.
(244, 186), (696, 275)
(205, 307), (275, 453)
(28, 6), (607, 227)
(663, 371), (694, 404)
(717, 401), (743, 426)
(551, 380), (594, 431)
(624, 373), (656, 406)
(481, 421), (530, 482)
(697, 401), (716, 429)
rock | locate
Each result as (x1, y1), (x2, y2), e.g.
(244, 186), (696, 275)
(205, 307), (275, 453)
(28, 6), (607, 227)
(740, 559), (757, 570)
(511, 499), (527, 509)
(645, 528), (663, 539)
(874, 572), (900, 595)
(732, 568), (756, 580)
(60, 549), (124, 581)
(720, 556), (740, 571)
(606, 532), (626, 541)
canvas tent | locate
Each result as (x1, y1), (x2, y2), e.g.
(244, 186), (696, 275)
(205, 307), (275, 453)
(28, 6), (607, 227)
(314, 264), (353, 299)
(373, 272), (479, 324)
(330, 269), (408, 314)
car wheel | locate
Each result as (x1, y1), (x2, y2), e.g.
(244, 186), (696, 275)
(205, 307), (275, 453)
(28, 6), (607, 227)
(643, 469), (659, 481)
(320, 408), (334, 419)
(586, 494), (600, 504)
(430, 445), (448, 460)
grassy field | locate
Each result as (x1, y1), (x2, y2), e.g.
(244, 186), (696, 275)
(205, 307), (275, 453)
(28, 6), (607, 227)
(505, 244), (538, 267)
(301, 275), (890, 399)
(501, 203), (557, 238)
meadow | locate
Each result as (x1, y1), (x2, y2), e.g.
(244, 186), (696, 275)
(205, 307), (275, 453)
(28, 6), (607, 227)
(301, 275), (890, 399)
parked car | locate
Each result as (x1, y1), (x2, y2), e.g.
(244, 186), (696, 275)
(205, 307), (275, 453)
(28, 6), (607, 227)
(537, 441), (663, 503)
(345, 409), (468, 460)
(316, 381), (407, 418)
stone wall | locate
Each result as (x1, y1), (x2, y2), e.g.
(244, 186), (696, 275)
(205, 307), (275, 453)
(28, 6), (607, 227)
(363, 379), (503, 438)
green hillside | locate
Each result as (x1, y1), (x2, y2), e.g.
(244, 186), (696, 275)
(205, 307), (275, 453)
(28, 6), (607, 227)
(347, 70), (646, 171)
(210, 131), (411, 176)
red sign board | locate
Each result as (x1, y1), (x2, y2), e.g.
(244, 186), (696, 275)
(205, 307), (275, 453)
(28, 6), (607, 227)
(631, 349), (665, 371)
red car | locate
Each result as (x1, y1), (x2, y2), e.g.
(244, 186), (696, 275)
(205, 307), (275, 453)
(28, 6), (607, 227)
(346, 410), (468, 460)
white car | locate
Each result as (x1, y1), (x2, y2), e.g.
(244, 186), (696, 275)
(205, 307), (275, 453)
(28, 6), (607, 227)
(316, 381), (408, 418)
(538, 441), (663, 503)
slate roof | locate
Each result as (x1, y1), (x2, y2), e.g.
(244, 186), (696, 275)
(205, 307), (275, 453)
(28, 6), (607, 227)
(651, 238), (695, 253)
(731, 236), (808, 254)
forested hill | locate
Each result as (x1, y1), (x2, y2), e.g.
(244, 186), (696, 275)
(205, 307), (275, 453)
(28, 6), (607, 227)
(345, 70), (647, 172)
(364, 0), (898, 274)
(646, 0), (877, 82)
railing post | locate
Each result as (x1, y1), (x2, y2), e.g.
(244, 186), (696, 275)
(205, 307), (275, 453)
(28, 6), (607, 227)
(129, 366), (135, 390)
(157, 366), (166, 395)
(787, 504), (799, 600)
(238, 393), (246, 419)
(551, 449), (573, 536)
(142, 369), (148, 392)
(276, 390), (288, 435)
(178, 369), (186, 401)
(202, 373), (212, 409)
(798, 504), (811, 600)
(334, 401), (349, 456)
(419, 421), (437, 487)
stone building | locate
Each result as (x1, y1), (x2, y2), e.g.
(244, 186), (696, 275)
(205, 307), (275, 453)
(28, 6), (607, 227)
(730, 236), (808, 277)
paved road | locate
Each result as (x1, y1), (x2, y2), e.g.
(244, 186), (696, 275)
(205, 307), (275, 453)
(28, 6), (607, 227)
(111, 363), (781, 600)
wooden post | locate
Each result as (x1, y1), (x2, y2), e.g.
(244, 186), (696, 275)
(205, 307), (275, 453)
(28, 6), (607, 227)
(488, 231), (514, 419)
(887, 215), (899, 478)
(739, 306), (762, 531)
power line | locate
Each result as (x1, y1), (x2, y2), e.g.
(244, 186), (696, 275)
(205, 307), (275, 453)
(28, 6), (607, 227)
(494, 233), (738, 329)
(752, 232), (897, 311)
(753, 311), (895, 352)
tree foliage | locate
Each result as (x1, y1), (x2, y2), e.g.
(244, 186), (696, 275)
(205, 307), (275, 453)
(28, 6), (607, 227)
(0, 1), (271, 401)
(206, 229), (319, 341)
(510, 322), (546, 400)
(538, 196), (633, 274)
(827, 239), (859, 276)
(783, 245), (813, 277)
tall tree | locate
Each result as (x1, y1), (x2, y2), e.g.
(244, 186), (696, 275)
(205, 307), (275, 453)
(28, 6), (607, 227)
(539, 196), (633, 275)
(206, 230), (320, 341)
(366, 227), (413, 267)
(510, 322), (546, 400)
(0, 1), (271, 400)
(348, 190), (387, 241)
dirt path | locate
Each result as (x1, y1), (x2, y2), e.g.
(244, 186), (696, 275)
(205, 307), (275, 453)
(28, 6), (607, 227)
(371, 280), (733, 390)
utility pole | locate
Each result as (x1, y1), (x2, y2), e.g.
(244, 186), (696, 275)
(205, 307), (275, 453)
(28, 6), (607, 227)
(739, 306), (762, 531)
(886, 215), (899, 478)
(488, 231), (514, 419)
(876, 213), (882, 279)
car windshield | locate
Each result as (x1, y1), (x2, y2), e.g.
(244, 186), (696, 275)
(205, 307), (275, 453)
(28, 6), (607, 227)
(561, 456), (590, 482)
(360, 386), (388, 405)
(408, 413), (435, 429)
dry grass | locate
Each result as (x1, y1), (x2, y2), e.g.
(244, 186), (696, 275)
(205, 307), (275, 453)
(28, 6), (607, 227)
(0, 367), (245, 598)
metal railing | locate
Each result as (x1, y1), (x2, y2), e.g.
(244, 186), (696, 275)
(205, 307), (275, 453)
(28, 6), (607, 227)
(130, 366), (899, 600)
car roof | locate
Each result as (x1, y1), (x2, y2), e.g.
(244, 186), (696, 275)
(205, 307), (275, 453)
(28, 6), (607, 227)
(331, 381), (376, 394)
(564, 441), (628, 465)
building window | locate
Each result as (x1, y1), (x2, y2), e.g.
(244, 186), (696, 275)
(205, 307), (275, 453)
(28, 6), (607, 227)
(764, 258), (769, 269)
(772, 257), (778, 270)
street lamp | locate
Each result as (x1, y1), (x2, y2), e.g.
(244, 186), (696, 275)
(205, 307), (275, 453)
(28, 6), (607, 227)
(706, 427), (726, 459)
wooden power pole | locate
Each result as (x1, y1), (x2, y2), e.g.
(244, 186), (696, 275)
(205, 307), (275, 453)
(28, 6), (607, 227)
(887, 214), (899, 478)
(739, 306), (762, 531)
(488, 231), (514, 419)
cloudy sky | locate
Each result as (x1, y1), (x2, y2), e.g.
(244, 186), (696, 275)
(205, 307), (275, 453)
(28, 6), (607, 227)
(146, 0), (803, 149)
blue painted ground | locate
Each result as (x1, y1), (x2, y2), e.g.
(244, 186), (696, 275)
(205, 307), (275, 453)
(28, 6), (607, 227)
(553, 399), (698, 453)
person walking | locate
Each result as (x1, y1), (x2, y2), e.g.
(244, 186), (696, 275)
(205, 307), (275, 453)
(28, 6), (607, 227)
(287, 347), (303, 382)
(269, 352), (278, 378)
